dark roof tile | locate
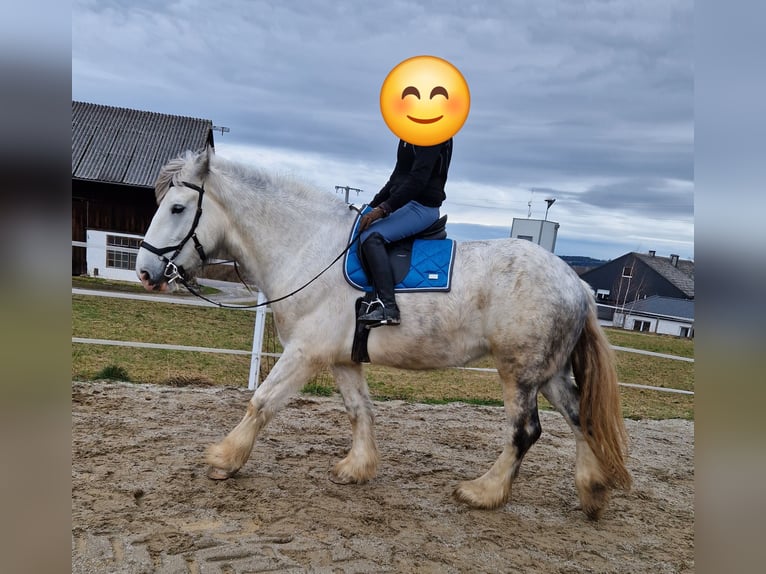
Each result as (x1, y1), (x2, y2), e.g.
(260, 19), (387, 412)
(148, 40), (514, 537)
(622, 295), (695, 320)
(72, 101), (213, 188)
(634, 253), (694, 298)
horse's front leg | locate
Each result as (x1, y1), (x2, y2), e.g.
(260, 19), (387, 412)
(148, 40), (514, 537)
(329, 364), (379, 484)
(205, 345), (321, 480)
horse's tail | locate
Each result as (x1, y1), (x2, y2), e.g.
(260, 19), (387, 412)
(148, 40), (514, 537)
(571, 301), (632, 490)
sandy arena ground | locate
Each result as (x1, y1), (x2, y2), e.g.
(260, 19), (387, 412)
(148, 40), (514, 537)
(72, 380), (694, 573)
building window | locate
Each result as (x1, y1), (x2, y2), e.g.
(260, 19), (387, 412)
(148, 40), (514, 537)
(106, 234), (141, 270)
(518, 235), (533, 241)
(596, 289), (610, 301)
(632, 320), (651, 332)
(680, 326), (690, 338)
(622, 266), (633, 278)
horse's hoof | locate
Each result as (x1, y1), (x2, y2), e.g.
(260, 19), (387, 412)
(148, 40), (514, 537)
(328, 474), (352, 485)
(207, 466), (234, 480)
(328, 469), (360, 485)
(453, 481), (508, 510)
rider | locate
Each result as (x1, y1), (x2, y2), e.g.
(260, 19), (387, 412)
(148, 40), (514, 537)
(357, 137), (453, 327)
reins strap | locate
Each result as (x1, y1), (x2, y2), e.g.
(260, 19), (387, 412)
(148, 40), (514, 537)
(177, 234), (360, 310)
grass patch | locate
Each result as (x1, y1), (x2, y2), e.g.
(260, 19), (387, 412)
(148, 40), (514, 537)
(73, 345), (253, 386)
(301, 381), (335, 397)
(72, 295), (257, 350)
(94, 364), (130, 381)
(603, 327), (693, 358)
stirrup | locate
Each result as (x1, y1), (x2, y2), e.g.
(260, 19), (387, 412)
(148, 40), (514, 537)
(359, 304), (400, 328)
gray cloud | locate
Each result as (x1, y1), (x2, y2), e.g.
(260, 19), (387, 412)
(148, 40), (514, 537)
(542, 178), (694, 219)
(72, 0), (693, 258)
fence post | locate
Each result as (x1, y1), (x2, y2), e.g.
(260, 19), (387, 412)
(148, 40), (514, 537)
(248, 291), (268, 390)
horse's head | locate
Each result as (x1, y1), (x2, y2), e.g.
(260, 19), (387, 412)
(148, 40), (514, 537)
(136, 148), (220, 291)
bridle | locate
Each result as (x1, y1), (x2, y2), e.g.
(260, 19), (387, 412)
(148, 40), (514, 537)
(140, 180), (207, 285)
(139, 179), (362, 310)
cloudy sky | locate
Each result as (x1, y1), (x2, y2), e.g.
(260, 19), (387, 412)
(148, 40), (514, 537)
(72, 0), (693, 260)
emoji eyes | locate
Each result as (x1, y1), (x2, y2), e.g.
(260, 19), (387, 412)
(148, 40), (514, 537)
(430, 86), (448, 99)
(401, 86), (449, 100)
(402, 86), (420, 99)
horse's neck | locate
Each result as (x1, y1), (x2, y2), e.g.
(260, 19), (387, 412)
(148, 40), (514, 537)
(217, 176), (352, 298)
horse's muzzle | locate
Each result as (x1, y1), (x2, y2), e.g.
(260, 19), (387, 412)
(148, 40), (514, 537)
(138, 270), (169, 292)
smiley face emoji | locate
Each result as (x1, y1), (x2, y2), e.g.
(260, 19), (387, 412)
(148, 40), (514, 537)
(380, 55), (470, 146)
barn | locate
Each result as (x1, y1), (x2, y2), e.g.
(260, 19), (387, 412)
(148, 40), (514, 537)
(71, 101), (215, 278)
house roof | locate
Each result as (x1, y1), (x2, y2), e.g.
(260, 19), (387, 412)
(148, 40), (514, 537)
(634, 253), (694, 298)
(72, 101), (214, 188)
(622, 295), (695, 321)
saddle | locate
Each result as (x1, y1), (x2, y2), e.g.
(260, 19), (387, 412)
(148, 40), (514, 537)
(344, 210), (456, 293)
(384, 215), (448, 283)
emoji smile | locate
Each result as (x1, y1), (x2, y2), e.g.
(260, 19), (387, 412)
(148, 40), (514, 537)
(407, 115), (443, 124)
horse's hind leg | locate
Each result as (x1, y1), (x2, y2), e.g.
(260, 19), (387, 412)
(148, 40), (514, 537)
(329, 364), (379, 484)
(454, 367), (541, 510)
(205, 346), (321, 480)
(540, 369), (610, 520)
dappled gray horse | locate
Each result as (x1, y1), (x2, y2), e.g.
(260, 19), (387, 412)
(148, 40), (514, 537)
(136, 148), (630, 519)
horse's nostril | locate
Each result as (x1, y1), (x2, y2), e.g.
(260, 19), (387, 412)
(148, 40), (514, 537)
(139, 270), (154, 287)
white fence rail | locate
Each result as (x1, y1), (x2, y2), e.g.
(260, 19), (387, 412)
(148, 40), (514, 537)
(72, 289), (694, 395)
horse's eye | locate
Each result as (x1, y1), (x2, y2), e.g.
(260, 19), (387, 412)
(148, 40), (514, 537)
(171, 204), (185, 214)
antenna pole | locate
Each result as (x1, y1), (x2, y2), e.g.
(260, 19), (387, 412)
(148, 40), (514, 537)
(334, 185), (364, 204)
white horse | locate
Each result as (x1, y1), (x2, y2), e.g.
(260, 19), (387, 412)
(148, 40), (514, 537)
(136, 147), (630, 520)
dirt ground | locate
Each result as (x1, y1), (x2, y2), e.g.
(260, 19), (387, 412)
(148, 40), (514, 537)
(72, 381), (694, 573)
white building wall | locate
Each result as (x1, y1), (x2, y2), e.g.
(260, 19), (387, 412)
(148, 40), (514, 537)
(619, 313), (693, 337)
(654, 318), (690, 337)
(510, 218), (559, 253)
(86, 229), (143, 282)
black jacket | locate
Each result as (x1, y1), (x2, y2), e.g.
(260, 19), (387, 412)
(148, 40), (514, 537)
(370, 138), (452, 214)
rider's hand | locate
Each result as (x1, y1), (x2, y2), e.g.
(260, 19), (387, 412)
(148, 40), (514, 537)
(359, 207), (386, 232)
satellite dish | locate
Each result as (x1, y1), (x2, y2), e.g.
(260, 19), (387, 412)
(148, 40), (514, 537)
(544, 198), (556, 220)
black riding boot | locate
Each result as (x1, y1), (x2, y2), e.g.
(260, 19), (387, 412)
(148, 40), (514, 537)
(358, 233), (400, 327)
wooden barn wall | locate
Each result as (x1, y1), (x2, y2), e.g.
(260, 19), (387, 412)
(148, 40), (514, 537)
(72, 179), (157, 275)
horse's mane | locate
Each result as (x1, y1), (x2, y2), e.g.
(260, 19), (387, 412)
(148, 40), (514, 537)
(154, 151), (196, 202)
(154, 149), (347, 217)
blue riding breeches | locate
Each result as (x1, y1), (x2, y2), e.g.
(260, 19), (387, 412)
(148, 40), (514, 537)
(359, 201), (440, 244)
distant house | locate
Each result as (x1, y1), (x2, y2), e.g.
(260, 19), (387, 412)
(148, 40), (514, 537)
(559, 255), (608, 275)
(71, 101), (215, 277)
(579, 251), (694, 332)
(613, 295), (694, 338)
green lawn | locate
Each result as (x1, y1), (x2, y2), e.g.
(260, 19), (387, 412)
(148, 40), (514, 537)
(72, 294), (694, 419)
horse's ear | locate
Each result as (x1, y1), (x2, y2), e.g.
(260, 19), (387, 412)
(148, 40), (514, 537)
(194, 145), (214, 178)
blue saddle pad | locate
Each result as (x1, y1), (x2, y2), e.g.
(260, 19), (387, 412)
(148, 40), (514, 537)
(343, 208), (456, 293)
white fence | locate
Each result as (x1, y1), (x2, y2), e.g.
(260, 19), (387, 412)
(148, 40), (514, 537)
(72, 288), (694, 396)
